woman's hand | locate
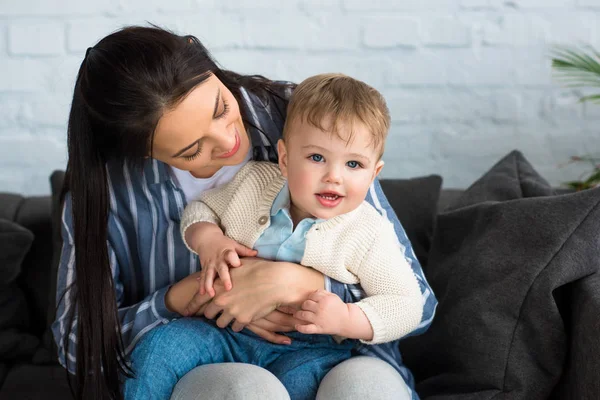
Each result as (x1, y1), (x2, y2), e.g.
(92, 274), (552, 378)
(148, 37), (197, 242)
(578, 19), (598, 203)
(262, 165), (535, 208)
(185, 258), (324, 341)
(245, 308), (302, 345)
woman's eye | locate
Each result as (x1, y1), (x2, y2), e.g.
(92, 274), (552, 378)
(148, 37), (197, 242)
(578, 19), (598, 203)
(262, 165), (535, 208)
(182, 143), (202, 161)
(310, 154), (324, 162)
(347, 160), (361, 169)
(216, 98), (230, 120)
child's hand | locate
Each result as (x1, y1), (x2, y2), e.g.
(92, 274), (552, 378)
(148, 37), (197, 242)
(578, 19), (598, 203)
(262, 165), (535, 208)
(293, 290), (349, 336)
(197, 233), (257, 297)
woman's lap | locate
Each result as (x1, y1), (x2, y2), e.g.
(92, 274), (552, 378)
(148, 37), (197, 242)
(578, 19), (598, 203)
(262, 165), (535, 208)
(125, 318), (351, 399)
(170, 363), (290, 400)
(316, 356), (413, 400)
(126, 319), (412, 400)
(172, 356), (413, 400)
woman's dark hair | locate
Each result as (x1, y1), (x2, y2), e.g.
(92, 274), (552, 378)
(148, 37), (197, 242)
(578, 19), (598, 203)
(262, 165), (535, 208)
(62, 25), (291, 399)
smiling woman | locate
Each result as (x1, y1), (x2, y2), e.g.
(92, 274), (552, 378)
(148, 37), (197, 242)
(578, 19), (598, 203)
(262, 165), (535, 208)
(153, 78), (251, 178)
(51, 25), (435, 400)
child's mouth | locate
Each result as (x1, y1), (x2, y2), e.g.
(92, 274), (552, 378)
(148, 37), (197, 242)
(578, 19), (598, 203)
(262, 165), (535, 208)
(315, 192), (344, 207)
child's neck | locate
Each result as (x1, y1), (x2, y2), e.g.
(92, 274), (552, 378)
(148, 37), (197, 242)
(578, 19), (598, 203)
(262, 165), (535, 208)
(289, 202), (314, 230)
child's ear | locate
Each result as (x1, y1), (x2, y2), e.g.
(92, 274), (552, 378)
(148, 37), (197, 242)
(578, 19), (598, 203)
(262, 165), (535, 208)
(277, 139), (289, 178)
(372, 160), (384, 180)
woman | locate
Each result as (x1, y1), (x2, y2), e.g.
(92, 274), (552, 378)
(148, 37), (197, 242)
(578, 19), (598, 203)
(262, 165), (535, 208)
(51, 25), (437, 400)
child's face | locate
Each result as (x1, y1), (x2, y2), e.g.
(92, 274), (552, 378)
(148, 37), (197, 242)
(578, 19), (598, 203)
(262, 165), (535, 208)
(278, 118), (384, 221)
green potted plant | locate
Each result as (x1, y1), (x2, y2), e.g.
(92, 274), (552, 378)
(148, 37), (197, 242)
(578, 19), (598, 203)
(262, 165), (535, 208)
(551, 45), (600, 190)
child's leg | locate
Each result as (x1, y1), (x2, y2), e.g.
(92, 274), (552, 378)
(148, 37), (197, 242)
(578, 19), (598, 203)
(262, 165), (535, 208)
(123, 318), (254, 400)
(265, 339), (353, 400)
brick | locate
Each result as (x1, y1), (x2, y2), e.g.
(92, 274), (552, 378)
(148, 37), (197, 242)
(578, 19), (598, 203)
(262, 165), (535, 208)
(584, 100), (600, 119)
(221, 0), (297, 9)
(22, 93), (71, 127)
(343, 0), (456, 11)
(577, 0), (600, 7)
(0, 99), (22, 128)
(545, 14), (596, 44)
(115, 0), (213, 12)
(460, 0), (494, 7)
(209, 50), (284, 79)
(514, 49), (553, 86)
(0, 135), (66, 169)
(36, 56), (81, 93)
(423, 17), (470, 47)
(176, 13), (245, 49)
(541, 90), (585, 121)
(67, 19), (122, 52)
(385, 125), (433, 156)
(0, 24), (6, 55)
(8, 22), (65, 56)
(379, 155), (439, 181)
(514, 0), (575, 7)
(363, 17), (420, 48)
(386, 51), (447, 86)
(0, 167), (63, 196)
(494, 92), (523, 122)
(299, 0), (343, 10)
(279, 54), (387, 88)
(0, 59), (45, 91)
(0, 0), (112, 16)
(482, 14), (549, 46)
(384, 89), (499, 123)
(446, 48), (515, 86)
(243, 14), (360, 50)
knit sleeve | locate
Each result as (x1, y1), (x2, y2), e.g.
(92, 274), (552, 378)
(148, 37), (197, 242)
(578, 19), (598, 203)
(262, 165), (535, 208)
(179, 201), (221, 255)
(179, 162), (256, 254)
(351, 220), (423, 345)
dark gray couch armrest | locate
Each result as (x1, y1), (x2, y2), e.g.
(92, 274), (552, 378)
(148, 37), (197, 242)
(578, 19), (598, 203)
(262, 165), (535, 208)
(552, 272), (600, 399)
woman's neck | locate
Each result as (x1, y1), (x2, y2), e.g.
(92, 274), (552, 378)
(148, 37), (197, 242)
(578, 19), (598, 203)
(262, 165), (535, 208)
(189, 165), (222, 179)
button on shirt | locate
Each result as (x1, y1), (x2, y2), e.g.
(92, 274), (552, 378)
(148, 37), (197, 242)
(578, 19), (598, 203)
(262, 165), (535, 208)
(254, 183), (323, 263)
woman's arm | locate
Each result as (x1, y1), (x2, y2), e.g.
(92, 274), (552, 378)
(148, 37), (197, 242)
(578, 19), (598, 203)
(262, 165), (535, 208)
(180, 257), (324, 324)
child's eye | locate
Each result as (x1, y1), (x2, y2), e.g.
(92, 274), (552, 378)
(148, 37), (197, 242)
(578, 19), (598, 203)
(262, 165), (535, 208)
(346, 160), (362, 169)
(310, 154), (324, 162)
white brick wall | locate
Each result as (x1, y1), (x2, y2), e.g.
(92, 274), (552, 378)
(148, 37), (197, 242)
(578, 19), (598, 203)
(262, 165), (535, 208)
(1, 0), (599, 194)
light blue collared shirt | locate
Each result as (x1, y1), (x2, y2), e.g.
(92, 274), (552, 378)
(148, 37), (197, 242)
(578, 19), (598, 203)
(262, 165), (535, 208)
(253, 183), (322, 263)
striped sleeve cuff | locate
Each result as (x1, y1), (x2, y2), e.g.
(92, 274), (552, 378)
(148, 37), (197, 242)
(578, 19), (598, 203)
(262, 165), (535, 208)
(152, 285), (181, 321)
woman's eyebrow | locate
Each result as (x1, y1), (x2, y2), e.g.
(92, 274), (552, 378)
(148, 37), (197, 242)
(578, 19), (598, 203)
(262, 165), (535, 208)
(171, 87), (220, 157)
(172, 140), (199, 158)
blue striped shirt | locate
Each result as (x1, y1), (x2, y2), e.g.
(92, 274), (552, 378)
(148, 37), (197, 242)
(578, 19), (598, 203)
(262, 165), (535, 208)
(52, 84), (437, 399)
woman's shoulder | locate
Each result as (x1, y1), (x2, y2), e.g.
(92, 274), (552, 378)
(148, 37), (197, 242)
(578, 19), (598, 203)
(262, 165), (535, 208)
(104, 158), (174, 210)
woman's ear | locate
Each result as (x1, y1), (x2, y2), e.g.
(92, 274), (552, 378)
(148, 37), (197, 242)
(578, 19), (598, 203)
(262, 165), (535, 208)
(277, 139), (289, 178)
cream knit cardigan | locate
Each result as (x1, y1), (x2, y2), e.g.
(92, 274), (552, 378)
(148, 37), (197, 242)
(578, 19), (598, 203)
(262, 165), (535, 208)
(180, 161), (423, 344)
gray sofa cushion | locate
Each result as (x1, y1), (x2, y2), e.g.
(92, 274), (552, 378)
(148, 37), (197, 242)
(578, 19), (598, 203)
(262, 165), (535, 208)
(0, 219), (39, 362)
(380, 175), (443, 267)
(400, 150), (600, 399)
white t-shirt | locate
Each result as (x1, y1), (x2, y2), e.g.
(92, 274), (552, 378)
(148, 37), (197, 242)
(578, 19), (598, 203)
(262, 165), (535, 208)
(170, 148), (253, 203)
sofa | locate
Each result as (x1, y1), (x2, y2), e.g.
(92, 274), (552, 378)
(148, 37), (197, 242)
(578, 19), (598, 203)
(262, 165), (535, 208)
(0, 150), (598, 399)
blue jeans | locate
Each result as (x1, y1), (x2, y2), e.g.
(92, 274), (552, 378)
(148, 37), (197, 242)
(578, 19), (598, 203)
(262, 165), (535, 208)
(124, 318), (354, 400)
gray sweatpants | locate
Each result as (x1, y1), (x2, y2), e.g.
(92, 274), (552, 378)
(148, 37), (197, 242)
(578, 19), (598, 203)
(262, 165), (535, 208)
(170, 356), (412, 400)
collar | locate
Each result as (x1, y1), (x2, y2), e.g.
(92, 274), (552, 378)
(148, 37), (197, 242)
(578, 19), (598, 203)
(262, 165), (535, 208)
(270, 182), (291, 216)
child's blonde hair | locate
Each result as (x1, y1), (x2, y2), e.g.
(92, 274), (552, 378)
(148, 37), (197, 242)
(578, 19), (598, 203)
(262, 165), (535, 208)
(283, 73), (390, 157)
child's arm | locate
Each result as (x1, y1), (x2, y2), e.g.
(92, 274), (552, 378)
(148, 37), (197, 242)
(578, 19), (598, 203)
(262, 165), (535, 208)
(295, 220), (423, 344)
(181, 202), (257, 297)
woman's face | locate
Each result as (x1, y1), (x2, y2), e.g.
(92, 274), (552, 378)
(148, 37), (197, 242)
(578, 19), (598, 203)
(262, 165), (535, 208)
(152, 74), (250, 178)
